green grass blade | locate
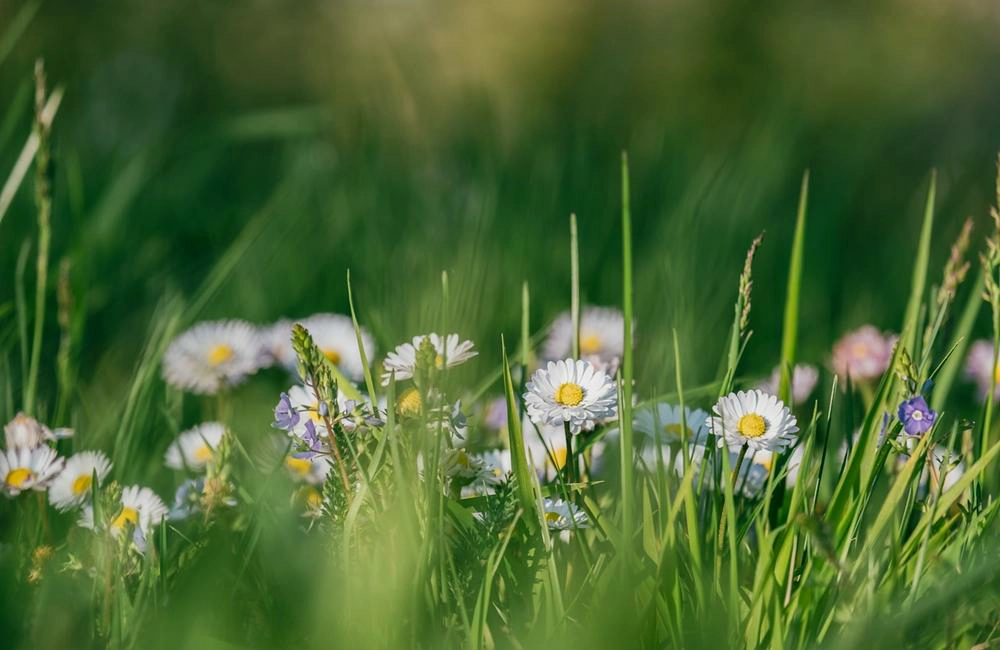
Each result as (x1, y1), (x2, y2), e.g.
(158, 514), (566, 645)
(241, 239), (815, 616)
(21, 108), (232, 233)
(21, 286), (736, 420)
(779, 170), (808, 403)
(619, 151), (636, 570)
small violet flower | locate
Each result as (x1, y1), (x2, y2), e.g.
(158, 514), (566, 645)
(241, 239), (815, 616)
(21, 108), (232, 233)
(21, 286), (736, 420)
(273, 392), (299, 431)
(898, 396), (936, 436)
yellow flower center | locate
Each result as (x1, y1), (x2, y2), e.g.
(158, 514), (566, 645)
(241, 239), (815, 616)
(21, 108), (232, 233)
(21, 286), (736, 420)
(550, 447), (568, 471)
(434, 353), (445, 369)
(544, 511), (562, 524)
(193, 445), (213, 463)
(295, 485), (322, 511)
(322, 348), (341, 365)
(207, 344), (234, 366)
(111, 507), (139, 532)
(397, 388), (423, 418)
(285, 456), (312, 477)
(755, 454), (773, 472)
(737, 413), (767, 438)
(71, 474), (93, 496)
(454, 451), (471, 468)
(5, 468), (32, 488)
(554, 383), (584, 407)
(664, 423), (692, 438)
(580, 333), (602, 356)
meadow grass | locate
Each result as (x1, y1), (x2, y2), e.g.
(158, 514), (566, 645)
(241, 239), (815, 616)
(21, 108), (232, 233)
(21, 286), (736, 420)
(4, 17), (1000, 650)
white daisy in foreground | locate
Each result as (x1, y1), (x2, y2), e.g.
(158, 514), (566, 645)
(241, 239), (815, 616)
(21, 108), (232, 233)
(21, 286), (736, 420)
(710, 389), (798, 453)
(164, 422), (227, 471)
(542, 498), (591, 530)
(48, 451), (112, 511)
(756, 364), (820, 406)
(542, 306), (625, 369)
(0, 446), (64, 497)
(80, 485), (168, 553)
(4, 412), (70, 450)
(381, 333), (477, 385)
(524, 359), (617, 434)
(162, 320), (264, 394)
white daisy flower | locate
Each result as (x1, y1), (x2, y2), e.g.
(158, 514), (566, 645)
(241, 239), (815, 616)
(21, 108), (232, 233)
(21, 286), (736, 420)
(711, 389), (798, 453)
(48, 451), (112, 511)
(542, 498), (590, 530)
(164, 422), (227, 471)
(4, 412), (70, 450)
(80, 485), (168, 552)
(284, 453), (332, 486)
(162, 320), (264, 395)
(0, 446), (64, 497)
(524, 359), (617, 434)
(442, 447), (487, 480)
(756, 364), (820, 405)
(542, 306), (625, 372)
(381, 333), (477, 385)
(283, 384), (359, 442)
(299, 314), (376, 383)
(293, 484), (324, 519)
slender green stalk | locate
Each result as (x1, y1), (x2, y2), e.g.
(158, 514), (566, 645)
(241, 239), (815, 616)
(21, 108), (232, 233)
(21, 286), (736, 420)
(570, 212), (580, 360)
(619, 152), (636, 569)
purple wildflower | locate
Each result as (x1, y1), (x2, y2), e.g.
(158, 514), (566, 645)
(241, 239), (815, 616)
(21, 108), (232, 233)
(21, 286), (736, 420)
(301, 419), (321, 451)
(273, 392), (299, 431)
(898, 396), (936, 436)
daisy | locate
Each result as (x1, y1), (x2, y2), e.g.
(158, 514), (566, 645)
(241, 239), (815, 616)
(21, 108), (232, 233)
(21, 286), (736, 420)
(542, 306), (625, 371)
(162, 320), (264, 394)
(381, 333), (477, 385)
(284, 453), (332, 486)
(964, 340), (999, 403)
(48, 451), (112, 511)
(4, 412), (70, 450)
(260, 319), (296, 368)
(281, 384), (361, 443)
(164, 422), (227, 471)
(0, 446), (64, 497)
(710, 389), (799, 453)
(299, 314), (376, 383)
(80, 485), (168, 552)
(629, 403), (710, 444)
(542, 498), (591, 531)
(524, 359), (617, 434)
(756, 364), (819, 405)
(831, 325), (896, 383)
(442, 447), (487, 480)
(293, 484), (324, 519)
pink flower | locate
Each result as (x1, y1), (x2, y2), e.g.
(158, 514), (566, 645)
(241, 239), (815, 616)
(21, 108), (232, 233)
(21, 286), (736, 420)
(831, 325), (896, 383)
(756, 364), (819, 405)
(964, 340), (999, 403)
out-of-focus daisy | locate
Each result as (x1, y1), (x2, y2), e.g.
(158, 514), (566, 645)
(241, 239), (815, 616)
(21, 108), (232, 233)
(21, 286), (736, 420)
(300, 314), (376, 383)
(831, 325), (896, 383)
(4, 412), (71, 450)
(381, 333), (477, 385)
(524, 359), (617, 434)
(542, 306), (625, 372)
(442, 448), (487, 480)
(80, 485), (168, 552)
(48, 451), (112, 511)
(483, 396), (510, 432)
(162, 320), (264, 394)
(164, 422), (227, 471)
(710, 389), (798, 453)
(964, 340), (1000, 403)
(260, 319), (296, 368)
(522, 418), (606, 481)
(628, 403), (710, 445)
(284, 453), (332, 486)
(292, 485), (324, 519)
(756, 364), (819, 405)
(0, 446), (63, 497)
(542, 498), (590, 530)
(898, 396), (936, 437)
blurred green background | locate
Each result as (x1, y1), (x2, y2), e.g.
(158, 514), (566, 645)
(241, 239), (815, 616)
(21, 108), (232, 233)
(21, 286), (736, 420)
(3, 0), (1000, 416)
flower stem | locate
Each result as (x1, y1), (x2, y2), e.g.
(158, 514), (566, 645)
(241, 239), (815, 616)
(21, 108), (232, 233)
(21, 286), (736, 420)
(717, 444), (748, 549)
